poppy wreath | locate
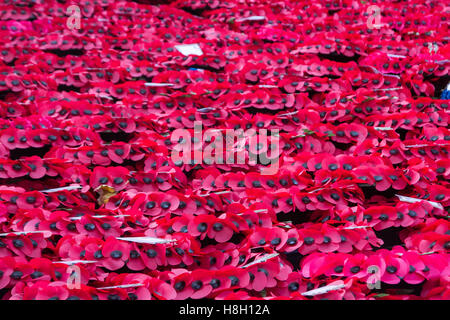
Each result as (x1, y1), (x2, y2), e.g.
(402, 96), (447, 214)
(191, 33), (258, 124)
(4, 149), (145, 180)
(0, 0), (448, 300)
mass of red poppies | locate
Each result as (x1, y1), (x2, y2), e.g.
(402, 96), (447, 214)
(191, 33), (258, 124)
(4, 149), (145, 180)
(0, 0), (448, 300)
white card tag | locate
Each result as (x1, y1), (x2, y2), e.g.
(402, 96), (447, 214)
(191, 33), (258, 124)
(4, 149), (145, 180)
(175, 44), (203, 56)
(236, 16), (266, 22)
(144, 83), (174, 87)
(117, 237), (176, 244)
(396, 195), (444, 210)
(301, 284), (346, 296)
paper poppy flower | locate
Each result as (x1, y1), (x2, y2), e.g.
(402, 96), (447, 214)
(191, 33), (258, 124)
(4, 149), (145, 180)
(378, 249), (409, 284)
(24, 281), (72, 300)
(101, 237), (130, 270)
(244, 258), (281, 292)
(248, 227), (287, 251)
(136, 243), (167, 270)
(0, 257), (16, 289)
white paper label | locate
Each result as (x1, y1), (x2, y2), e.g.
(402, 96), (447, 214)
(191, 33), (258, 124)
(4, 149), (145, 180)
(175, 43), (203, 56)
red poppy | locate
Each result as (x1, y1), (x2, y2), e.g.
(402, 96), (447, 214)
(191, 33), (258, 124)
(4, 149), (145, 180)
(378, 249), (409, 284)
(101, 237), (130, 270)
(24, 281), (72, 300)
(0, 256), (15, 289)
(249, 227), (287, 251)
